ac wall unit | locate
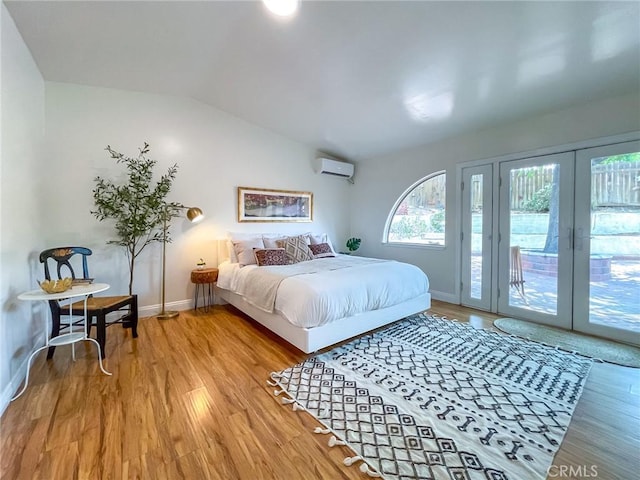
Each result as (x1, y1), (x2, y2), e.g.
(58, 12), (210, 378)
(318, 157), (354, 179)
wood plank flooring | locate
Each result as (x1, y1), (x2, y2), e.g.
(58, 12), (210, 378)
(1, 300), (638, 479)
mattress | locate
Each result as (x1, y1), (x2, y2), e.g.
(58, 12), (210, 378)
(217, 255), (429, 328)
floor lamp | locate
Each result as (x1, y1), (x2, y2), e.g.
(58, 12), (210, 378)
(157, 206), (204, 319)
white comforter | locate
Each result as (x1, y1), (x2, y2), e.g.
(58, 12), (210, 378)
(217, 256), (429, 328)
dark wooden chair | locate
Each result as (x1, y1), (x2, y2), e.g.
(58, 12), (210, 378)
(40, 247), (138, 359)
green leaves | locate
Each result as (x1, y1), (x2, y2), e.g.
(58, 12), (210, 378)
(346, 237), (361, 252)
(521, 184), (552, 212)
(91, 143), (180, 293)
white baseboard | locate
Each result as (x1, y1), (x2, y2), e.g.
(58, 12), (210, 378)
(0, 334), (46, 418)
(429, 290), (458, 304)
(138, 299), (193, 317)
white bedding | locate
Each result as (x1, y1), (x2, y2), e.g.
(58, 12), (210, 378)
(217, 255), (429, 328)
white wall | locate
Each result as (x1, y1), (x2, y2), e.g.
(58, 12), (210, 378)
(43, 82), (352, 312)
(351, 92), (640, 301)
(0, 3), (46, 411)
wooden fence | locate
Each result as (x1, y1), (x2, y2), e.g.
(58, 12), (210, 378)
(503, 162), (640, 211)
(403, 174), (446, 210)
(590, 161), (640, 207)
(496, 162), (640, 210)
(402, 162), (640, 212)
(508, 166), (554, 211)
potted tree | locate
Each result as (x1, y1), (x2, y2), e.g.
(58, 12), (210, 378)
(91, 142), (182, 295)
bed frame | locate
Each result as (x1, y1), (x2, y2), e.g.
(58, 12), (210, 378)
(216, 287), (431, 353)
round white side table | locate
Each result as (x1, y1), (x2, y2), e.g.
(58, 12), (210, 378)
(12, 282), (113, 401)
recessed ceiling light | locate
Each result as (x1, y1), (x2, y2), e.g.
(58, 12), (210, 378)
(263, 0), (299, 17)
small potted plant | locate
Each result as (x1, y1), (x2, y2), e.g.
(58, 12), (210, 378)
(346, 237), (361, 254)
(197, 258), (207, 270)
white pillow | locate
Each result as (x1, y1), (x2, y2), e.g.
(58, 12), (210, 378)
(227, 240), (238, 263)
(227, 233), (263, 263)
(232, 237), (265, 266)
(262, 234), (289, 249)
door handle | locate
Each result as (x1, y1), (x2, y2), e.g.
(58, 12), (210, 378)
(566, 227), (574, 250)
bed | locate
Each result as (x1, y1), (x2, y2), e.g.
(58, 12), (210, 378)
(215, 233), (431, 353)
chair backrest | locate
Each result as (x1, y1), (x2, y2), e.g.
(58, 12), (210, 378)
(40, 247), (92, 280)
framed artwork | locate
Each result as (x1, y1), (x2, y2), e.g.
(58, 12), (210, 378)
(237, 186), (313, 222)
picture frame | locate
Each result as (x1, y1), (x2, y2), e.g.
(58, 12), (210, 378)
(237, 186), (313, 222)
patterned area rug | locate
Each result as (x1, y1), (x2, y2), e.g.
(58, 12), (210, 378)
(494, 317), (640, 368)
(269, 313), (593, 480)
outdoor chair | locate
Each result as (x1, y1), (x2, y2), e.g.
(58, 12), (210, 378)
(509, 245), (528, 303)
(39, 246), (138, 359)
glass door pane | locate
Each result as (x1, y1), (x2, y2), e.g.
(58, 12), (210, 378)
(498, 153), (574, 329)
(461, 165), (492, 310)
(574, 141), (640, 345)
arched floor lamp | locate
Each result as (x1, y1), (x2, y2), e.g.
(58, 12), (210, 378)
(158, 206), (204, 319)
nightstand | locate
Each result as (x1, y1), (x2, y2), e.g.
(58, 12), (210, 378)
(190, 267), (218, 312)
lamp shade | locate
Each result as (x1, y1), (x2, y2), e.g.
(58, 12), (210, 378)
(186, 207), (204, 223)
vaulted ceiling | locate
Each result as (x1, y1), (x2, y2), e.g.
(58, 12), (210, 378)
(5, 1), (640, 160)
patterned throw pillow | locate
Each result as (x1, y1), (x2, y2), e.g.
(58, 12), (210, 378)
(276, 235), (314, 263)
(253, 248), (291, 266)
(309, 242), (335, 258)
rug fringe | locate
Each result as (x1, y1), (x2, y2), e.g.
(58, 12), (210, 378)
(269, 375), (301, 410)
(285, 399), (305, 411)
(343, 455), (363, 466)
(343, 455), (382, 477)
(359, 462), (382, 477)
(328, 435), (347, 447)
(311, 427), (382, 476)
(268, 373), (283, 386)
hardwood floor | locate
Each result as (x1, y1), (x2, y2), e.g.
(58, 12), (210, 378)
(1, 300), (638, 479)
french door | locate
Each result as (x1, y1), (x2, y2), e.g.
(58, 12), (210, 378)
(460, 165), (492, 310)
(573, 141), (640, 344)
(498, 152), (575, 329)
(460, 140), (640, 345)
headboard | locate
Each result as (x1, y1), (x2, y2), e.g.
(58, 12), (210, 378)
(215, 239), (231, 266)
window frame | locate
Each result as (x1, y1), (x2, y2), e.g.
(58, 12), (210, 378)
(382, 170), (447, 248)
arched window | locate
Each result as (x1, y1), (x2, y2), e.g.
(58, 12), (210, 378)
(383, 171), (446, 246)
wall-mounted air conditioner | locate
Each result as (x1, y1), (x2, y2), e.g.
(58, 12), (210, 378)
(318, 157), (354, 179)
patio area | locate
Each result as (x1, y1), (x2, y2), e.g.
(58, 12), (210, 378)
(471, 256), (640, 333)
